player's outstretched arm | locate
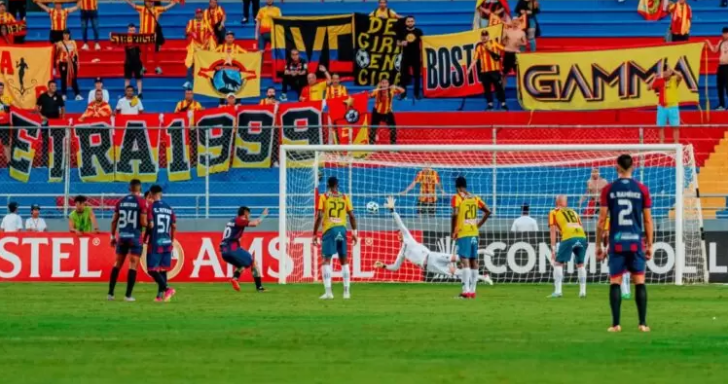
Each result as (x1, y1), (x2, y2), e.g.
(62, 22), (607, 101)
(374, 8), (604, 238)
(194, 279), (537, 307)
(249, 208), (269, 227)
(376, 246), (406, 272)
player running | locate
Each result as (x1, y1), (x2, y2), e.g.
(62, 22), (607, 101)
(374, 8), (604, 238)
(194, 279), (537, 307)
(602, 218), (631, 299)
(596, 154), (653, 333)
(451, 176), (491, 299)
(313, 176), (358, 300)
(548, 195), (588, 298)
(374, 197), (493, 284)
(108, 179), (148, 302)
(147, 185), (177, 302)
(220, 206), (268, 292)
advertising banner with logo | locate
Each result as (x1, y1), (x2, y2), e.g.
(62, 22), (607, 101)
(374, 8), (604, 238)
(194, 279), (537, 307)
(193, 50), (262, 99)
(0, 232), (424, 283)
(516, 42), (703, 111)
(0, 45), (52, 109)
(421, 25), (503, 98)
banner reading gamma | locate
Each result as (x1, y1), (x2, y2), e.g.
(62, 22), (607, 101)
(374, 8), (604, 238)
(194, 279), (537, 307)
(353, 13), (403, 86)
(517, 43), (703, 111)
(421, 24), (503, 98)
(193, 50), (261, 99)
(0, 46), (52, 109)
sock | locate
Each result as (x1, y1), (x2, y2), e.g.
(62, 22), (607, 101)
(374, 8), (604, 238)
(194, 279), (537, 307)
(252, 266), (263, 290)
(322, 264), (332, 294)
(635, 284), (648, 326)
(529, 38), (537, 52)
(577, 266), (587, 294)
(108, 266), (120, 296)
(125, 269), (137, 298)
(469, 269), (479, 294)
(610, 284), (622, 327)
(160, 271), (168, 291)
(233, 267), (242, 280)
(342, 264), (351, 294)
(622, 272), (631, 295)
(553, 265), (563, 295)
(461, 267), (471, 294)
(149, 271), (165, 297)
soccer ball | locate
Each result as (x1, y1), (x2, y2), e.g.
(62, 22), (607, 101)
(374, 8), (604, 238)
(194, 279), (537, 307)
(366, 201), (379, 214)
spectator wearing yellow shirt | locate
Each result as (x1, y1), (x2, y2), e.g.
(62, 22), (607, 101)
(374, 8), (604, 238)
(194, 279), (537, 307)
(300, 66), (331, 102)
(0, 81), (11, 162)
(175, 89), (203, 114)
(325, 73), (348, 100)
(215, 31), (247, 54)
(260, 87), (279, 105)
(255, 0), (281, 52)
(204, 0), (226, 45)
(79, 89), (112, 122)
(370, 0), (400, 19)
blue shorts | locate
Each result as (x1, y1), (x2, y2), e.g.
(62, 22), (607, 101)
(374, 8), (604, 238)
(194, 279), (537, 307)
(556, 237), (587, 265)
(147, 252), (172, 271)
(456, 236), (479, 259)
(657, 105), (680, 127)
(608, 251), (646, 278)
(221, 247), (253, 269)
(322, 227), (347, 259)
(116, 238), (142, 257)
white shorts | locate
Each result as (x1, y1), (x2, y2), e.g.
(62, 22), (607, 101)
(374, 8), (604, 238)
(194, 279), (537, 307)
(425, 252), (455, 276)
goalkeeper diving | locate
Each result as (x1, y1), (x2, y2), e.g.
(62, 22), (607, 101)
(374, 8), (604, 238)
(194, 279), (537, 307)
(374, 197), (493, 285)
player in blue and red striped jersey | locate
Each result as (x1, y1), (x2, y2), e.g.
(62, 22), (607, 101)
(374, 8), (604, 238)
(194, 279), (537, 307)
(147, 185), (177, 302)
(220, 206), (269, 292)
(596, 154), (654, 333)
(108, 179), (148, 302)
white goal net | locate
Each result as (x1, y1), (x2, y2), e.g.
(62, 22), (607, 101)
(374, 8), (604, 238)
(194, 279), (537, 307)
(278, 144), (706, 285)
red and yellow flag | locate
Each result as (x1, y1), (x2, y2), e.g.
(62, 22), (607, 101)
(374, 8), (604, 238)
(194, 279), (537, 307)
(638, 0), (668, 21)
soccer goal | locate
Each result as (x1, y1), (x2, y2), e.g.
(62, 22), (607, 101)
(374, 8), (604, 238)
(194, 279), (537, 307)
(278, 144), (706, 285)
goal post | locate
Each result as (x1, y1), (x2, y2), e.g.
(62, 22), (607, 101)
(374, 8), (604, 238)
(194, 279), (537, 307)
(279, 144), (706, 285)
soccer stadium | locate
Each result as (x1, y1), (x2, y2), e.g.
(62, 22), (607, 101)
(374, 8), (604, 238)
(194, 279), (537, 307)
(1, 0), (728, 382)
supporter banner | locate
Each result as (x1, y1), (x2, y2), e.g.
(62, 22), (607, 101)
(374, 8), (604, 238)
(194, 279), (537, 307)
(162, 112), (192, 182)
(7, 110), (42, 182)
(0, 231), (424, 283)
(271, 15), (355, 80)
(421, 24), (504, 98)
(517, 43), (703, 111)
(2, 21), (27, 37)
(194, 108), (236, 176)
(73, 117), (115, 182)
(231, 104), (277, 168)
(420, 231), (722, 282)
(193, 50), (262, 99)
(638, 0), (669, 21)
(109, 33), (156, 45)
(327, 91), (369, 145)
(113, 114), (161, 182)
(353, 14), (403, 86)
(0, 46), (52, 109)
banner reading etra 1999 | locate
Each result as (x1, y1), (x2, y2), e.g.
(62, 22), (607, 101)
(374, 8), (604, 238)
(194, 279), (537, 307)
(516, 43), (703, 111)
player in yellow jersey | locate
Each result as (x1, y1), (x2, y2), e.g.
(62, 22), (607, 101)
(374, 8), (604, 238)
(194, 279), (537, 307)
(313, 176), (358, 300)
(548, 195), (588, 298)
(602, 217), (631, 299)
(451, 176), (491, 299)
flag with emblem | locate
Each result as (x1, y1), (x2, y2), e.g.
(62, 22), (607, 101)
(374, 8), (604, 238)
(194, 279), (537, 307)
(193, 50), (262, 99)
(0, 46), (52, 109)
(327, 92), (369, 146)
(637, 0), (669, 20)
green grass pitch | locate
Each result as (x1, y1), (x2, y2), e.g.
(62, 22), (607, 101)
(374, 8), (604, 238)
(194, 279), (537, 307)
(2, 283), (728, 384)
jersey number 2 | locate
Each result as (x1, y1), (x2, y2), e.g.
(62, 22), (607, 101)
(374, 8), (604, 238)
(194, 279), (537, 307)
(617, 199), (633, 226)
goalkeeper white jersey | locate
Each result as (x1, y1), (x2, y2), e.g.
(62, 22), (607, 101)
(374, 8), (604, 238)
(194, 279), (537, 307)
(386, 238), (429, 271)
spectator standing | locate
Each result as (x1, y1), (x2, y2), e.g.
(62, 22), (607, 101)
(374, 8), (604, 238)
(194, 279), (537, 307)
(79, 90), (112, 122)
(124, 0), (178, 75)
(79, 0), (100, 50)
(0, 202), (22, 232)
(468, 30), (507, 111)
(260, 87), (279, 105)
(502, 19), (527, 77)
(325, 73), (348, 100)
(474, 0), (510, 29)
(56, 29), (82, 101)
(204, 0), (226, 45)
(369, 78), (403, 145)
(115, 86), (144, 115)
(511, 204), (538, 232)
(241, 0), (259, 24)
(0, 4), (17, 24)
(515, 0), (540, 52)
(68, 195), (99, 235)
(400, 166), (445, 216)
(300, 69), (330, 102)
(33, 0), (79, 44)
(86, 77), (109, 104)
(706, 27), (728, 110)
(370, 0), (399, 19)
(398, 16), (423, 100)
(281, 49), (307, 101)
(8, 0), (25, 23)
(650, 62), (683, 143)
(215, 31), (246, 54)
(36, 81), (65, 122)
(255, 0), (281, 52)
(184, 8), (215, 89)
(668, 0), (691, 42)
(0, 82), (12, 162)
(123, 24), (144, 98)
(25, 204), (47, 232)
